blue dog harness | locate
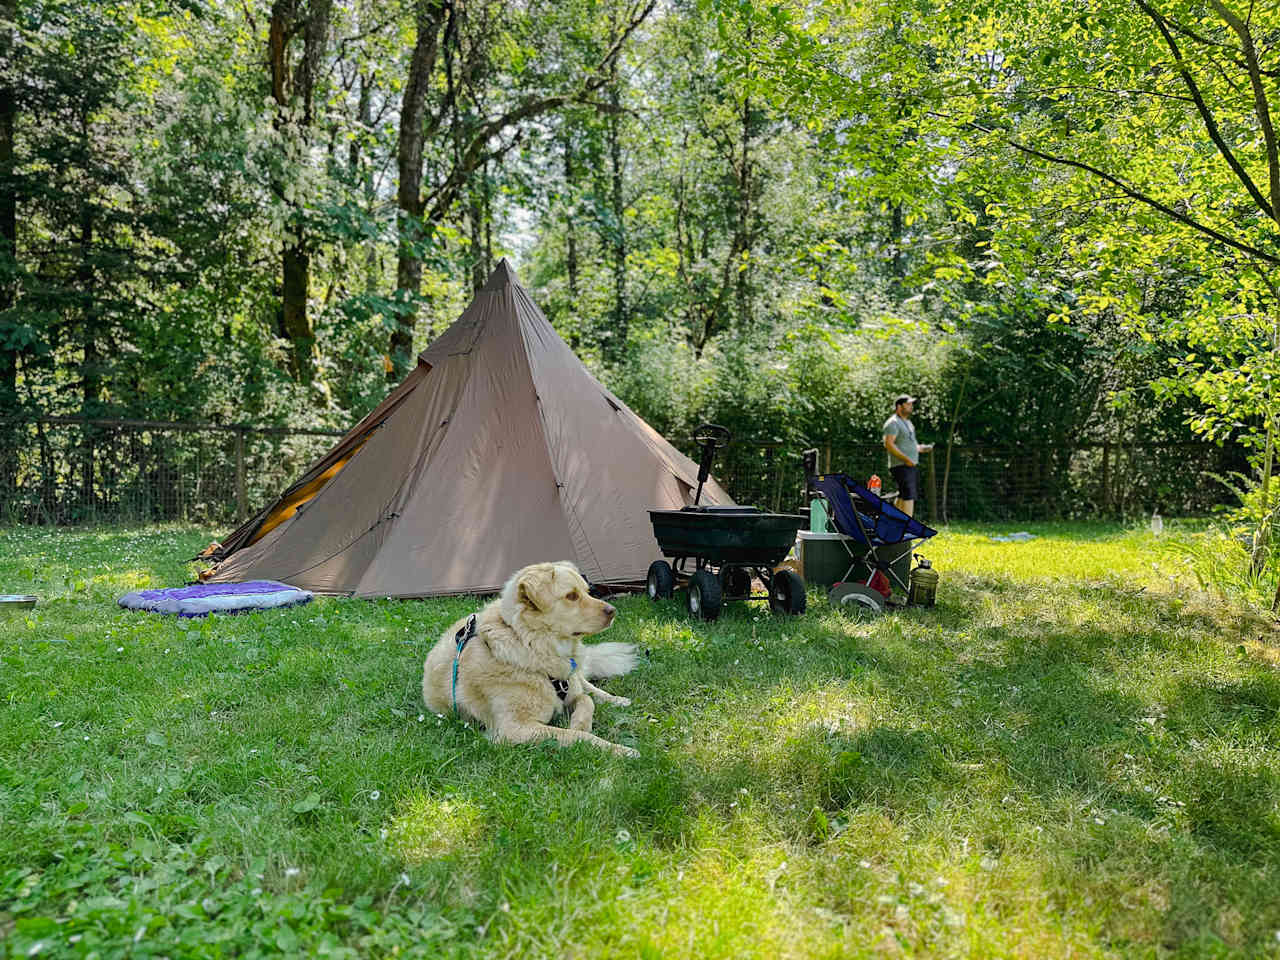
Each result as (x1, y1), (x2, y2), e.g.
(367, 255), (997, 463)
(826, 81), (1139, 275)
(450, 614), (477, 714)
(551, 658), (579, 702)
(450, 613), (580, 713)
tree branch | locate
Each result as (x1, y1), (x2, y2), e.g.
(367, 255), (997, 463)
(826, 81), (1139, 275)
(419, 0), (657, 219)
(1011, 83), (1197, 105)
(1209, 0), (1280, 225)
(1159, 8), (1280, 77)
(942, 113), (1280, 265)
(1136, 0), (1275, 222)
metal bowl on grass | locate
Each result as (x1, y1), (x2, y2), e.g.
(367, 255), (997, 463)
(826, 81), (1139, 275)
(0, 595), (38, 613)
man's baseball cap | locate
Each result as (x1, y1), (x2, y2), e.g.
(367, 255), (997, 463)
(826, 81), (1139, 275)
(894, 394), (917, 407)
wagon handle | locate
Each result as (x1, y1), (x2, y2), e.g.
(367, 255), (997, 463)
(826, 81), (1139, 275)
(692, 423), (731, 505)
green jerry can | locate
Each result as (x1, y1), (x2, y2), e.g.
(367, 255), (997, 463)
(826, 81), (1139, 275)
(907, 556), (939, 607)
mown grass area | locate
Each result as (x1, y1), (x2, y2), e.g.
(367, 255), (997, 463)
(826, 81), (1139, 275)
(1, 521), (1278, 958)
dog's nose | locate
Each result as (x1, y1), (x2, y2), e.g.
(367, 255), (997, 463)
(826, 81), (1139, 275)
(603, 603), (616, 617)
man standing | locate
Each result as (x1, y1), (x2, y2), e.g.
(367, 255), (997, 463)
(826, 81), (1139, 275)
(882, 394), (932, 517)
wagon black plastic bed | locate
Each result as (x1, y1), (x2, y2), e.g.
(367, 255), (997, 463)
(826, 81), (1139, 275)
(644, 426), (807, 622)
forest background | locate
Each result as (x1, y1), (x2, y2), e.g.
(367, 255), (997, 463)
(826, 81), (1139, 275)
(0, 0), (1274, 530)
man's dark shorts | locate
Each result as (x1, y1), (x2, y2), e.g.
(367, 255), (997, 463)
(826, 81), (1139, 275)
(890, 464), (920, 502)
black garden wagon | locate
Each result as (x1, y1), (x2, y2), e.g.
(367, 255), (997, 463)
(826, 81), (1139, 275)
(645, 425), (807, 622)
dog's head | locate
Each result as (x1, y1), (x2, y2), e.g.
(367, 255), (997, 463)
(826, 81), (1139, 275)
(500, 561), (616, 645)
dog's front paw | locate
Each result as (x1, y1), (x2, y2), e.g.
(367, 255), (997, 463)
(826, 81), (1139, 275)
(614, 696), (631, 707)
(613, 744), (640, 758)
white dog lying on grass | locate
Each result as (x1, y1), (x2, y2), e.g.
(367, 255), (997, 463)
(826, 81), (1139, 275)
(422, 561), (640, 757)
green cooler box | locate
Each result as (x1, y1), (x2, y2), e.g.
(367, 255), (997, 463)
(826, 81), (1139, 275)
(797, 531), (915, 592)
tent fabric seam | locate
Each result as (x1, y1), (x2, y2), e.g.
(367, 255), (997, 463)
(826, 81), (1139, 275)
(212, 367), (426, 558)
(249, 512), (392, 584)
(514, 287), (605, 580)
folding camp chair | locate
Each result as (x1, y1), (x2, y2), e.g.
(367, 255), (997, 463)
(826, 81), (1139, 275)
(805, 461), (937, 613)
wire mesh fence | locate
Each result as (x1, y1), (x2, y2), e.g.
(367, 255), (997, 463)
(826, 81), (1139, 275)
(706, 439), (1245, 522)
(0, 418), (343, 526)
(0, 418), (1246, 528)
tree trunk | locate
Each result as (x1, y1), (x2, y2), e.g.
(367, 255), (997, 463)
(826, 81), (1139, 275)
(890, 203), (905, 289)
(0, 0), (17, 421)
(391, 0), (446, 381)
(469, 180), (485, 293)
(941, 365), (971, 525)
(355, 72), (380, 295)
(1259, 299), (1278, 577)
(564, 132), (579, 296)
(294, 0), (333, 129)
(735, 90), (753, 326)
(606, 70), (627, 362)
(268, 0), (330, 385)
(468, 160), (492, 293)
(78, 203), (98, 505)
(483, 163), (493, 276)
(281, 243), (312, 378)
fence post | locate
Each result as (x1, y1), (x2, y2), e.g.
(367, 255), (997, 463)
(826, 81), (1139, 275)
(925, 448), (938, 525)
(235, 426), (247, 520)
(1100, 440), (1112, 515)
(767, 446), (783, 512)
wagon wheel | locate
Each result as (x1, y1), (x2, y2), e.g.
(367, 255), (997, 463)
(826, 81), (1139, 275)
(646, 560), (675, 600)
(687, 569), (723, 621)
(828, 582), (884, 618)
(720, 566), (752, 599)
(768, 569), (807, 615)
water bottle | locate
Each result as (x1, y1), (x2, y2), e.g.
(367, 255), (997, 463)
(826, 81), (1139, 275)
(868, 474), (882, 498)
(908, 556), (939, 606)
(809, 498), (827, 533)
(1150, 510), (1163, 536)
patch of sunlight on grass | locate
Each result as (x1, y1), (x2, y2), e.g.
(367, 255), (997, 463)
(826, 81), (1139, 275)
(643, 843), (831, 959)
(390, 792), (486, 863)
(934, 523), (1171, 588)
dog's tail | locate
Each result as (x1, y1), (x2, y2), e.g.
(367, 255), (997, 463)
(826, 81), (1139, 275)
(579, 641), (639, 678)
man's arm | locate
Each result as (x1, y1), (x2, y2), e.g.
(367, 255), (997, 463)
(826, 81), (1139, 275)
(883, 433), (914, 466)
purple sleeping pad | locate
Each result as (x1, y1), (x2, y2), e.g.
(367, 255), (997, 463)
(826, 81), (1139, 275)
(117, 580), (313, 617)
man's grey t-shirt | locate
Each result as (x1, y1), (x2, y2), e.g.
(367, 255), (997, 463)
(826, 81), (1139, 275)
(883, 413), (918, 470)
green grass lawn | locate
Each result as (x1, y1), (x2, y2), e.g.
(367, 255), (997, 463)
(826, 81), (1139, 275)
(1, 522), (1278, 958)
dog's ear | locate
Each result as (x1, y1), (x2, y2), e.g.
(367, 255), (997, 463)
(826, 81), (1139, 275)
(516, 566), (554, 612)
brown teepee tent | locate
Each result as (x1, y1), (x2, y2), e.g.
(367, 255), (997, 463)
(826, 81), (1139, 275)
(204, 260), (733, 597)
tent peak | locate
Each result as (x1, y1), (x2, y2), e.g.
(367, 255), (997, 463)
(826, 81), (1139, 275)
(481, 258), (520, 292)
